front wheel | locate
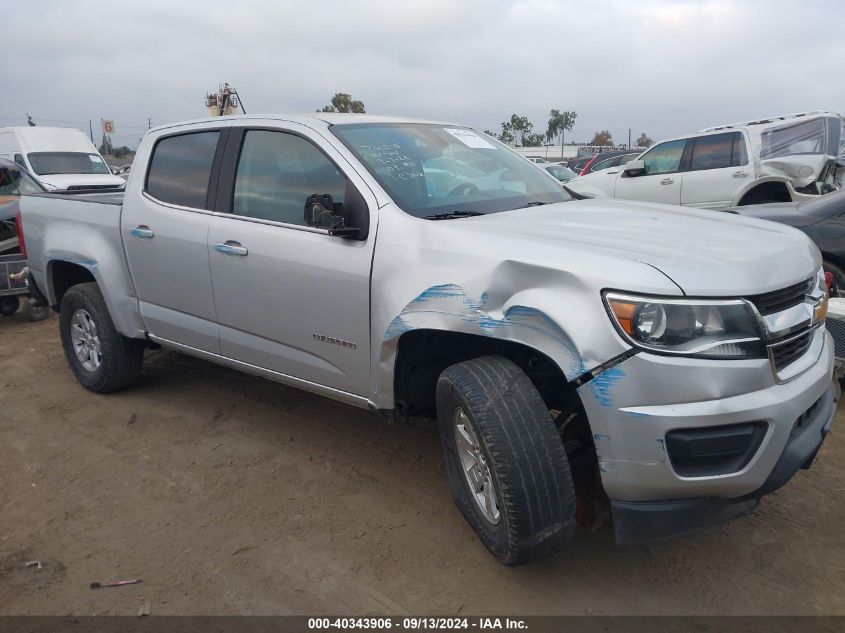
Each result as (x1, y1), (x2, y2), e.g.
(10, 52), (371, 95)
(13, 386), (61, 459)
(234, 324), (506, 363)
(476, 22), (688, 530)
(59, 283), (144, 393)
(436, 356), (576, 565)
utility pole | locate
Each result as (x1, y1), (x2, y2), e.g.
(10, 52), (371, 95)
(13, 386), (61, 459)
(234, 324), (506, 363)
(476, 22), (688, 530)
(89, 120), (94, 142)
(148, 117), (152, 129)
(628, 128), (631, 150)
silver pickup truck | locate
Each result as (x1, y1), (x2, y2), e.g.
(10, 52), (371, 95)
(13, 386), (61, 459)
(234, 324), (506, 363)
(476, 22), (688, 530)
(19, 114), (836, 565)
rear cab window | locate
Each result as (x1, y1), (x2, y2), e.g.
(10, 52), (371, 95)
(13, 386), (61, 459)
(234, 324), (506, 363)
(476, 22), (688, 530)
(145, 131), (221, 208)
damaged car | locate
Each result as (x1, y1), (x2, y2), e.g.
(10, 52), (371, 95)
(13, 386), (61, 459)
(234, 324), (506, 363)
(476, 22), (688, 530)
(18, 114), (837, 566)
(566, 111), (844, 208)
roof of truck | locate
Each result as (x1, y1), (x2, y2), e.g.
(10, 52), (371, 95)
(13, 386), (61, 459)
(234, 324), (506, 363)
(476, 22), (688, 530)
(698, 110), (840, 133)
(150, 113), (457, 134)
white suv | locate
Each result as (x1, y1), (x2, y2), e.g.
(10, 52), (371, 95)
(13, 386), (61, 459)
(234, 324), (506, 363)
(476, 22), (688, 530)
(567, 111), (845, 208)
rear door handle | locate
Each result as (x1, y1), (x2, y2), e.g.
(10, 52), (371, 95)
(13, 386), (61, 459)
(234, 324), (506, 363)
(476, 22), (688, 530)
(130, 226), (154, 239)
(215, 241), (248, 257)
(733, 170), (748, 178)
(660, 178), (674, 185)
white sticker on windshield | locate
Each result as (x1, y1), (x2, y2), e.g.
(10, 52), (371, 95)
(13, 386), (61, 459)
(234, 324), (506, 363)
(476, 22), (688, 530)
(444, 128), (496, 149)
(89, 155), (104, 163)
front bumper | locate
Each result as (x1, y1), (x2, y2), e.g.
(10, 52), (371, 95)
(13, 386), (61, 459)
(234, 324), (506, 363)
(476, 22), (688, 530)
(611, 381), (834, 543)
(577, 330), (836, 541)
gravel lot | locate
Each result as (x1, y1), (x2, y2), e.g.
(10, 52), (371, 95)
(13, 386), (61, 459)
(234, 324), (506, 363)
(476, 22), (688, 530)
(1, 312), (844, 615)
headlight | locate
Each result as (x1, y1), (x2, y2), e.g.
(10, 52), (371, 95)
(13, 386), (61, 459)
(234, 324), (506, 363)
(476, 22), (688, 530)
(605, 292), (764, 358)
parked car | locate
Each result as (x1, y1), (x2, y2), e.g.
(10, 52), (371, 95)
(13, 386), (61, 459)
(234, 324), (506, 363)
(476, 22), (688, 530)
(525, 156), (547, 164)
(0, 126), (126, 191)
(20, 114), (835, 565)
(586, 151), (641, 173)
(567, 111), (845, 208)
(115, 164), (131, 180)
(732, 189), (845, 288)
(540, 163), (578, 182)
(0, 159), (50, 320)
(579, 150), (641, 176)
(566, 155), (593, 174)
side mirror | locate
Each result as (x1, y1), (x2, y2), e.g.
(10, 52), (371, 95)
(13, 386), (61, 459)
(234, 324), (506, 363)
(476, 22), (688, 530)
(623, 160), (646, 177)
(304, 193), (359, 237)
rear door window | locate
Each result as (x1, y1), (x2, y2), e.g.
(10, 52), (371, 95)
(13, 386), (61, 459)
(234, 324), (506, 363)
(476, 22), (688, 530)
(146, 131), (220, 209)
(690, 132), (746, 171)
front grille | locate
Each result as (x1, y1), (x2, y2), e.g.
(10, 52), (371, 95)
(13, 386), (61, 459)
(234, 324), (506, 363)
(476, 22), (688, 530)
(827, 316), (845, 358)
(770, 329), (814, 371)
(748, 279), (813, 315)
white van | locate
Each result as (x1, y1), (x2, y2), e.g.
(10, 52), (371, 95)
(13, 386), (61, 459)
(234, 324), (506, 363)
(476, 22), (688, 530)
(0, 127), (126, 191)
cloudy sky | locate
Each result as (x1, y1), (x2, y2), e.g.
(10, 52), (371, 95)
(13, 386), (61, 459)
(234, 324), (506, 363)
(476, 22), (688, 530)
(3, 0), (843, 148)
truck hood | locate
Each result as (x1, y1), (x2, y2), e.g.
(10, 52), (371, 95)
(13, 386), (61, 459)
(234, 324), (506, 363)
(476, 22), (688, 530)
(458, 198), (820, 296)
(36, 173), (126, 191)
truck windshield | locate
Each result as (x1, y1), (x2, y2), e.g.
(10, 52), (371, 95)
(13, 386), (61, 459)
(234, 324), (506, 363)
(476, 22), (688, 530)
(27, 152), (111, 176)
(330, 124), (571, 218)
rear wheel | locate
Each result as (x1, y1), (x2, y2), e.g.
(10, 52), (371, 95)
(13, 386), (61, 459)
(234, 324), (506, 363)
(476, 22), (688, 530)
(436, 356), (576, 565)
(59, 283), (144, 393)
(25, 299), (50, 322)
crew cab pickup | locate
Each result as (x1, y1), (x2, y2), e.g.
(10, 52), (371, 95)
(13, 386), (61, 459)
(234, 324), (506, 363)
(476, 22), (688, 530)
(19, 114), (836, 565)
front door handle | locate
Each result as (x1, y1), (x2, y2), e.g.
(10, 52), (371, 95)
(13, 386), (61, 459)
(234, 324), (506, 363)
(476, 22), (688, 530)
(733, 170), (748, 178)
(130, 226), (154, 239)
(660, 177), (674, 185)
(215, 241), (248, 257)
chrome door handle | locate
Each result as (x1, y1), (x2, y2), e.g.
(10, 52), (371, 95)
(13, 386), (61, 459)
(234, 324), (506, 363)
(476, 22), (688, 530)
(733, 171), (748, 178)
(215, 241), (248, 257)
(130, 226), (154, 239)
(660, 178), (674, 185)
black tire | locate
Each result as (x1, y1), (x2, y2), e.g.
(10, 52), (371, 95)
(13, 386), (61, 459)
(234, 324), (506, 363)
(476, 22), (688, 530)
(823, 260), (845, 295)
(25, 299), (50, 322)
(436, 356), (576, 565)
(59, 282), (144, 393)
(0, 295), (20, 316)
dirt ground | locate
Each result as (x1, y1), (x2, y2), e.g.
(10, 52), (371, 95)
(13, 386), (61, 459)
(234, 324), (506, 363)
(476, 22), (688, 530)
(1, 311), (844, 616)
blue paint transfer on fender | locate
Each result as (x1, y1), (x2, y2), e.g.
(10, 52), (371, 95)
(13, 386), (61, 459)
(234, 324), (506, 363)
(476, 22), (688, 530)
(384, 283), (586, 379)
(589, 366), (625, 408)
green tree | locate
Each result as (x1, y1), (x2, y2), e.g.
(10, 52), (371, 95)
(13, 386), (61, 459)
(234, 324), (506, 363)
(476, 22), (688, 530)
(591, 130), (613, 146)
(498, 121), (515, 144)
(546, 110), (577, 147)
(112, 146), (133, 159)
(98, 134), (112, 155)
(319, 92), (366, 113)
(636, 133), (653, 148)
(522, 133), (545, 147)
(503, 114), (534, 146)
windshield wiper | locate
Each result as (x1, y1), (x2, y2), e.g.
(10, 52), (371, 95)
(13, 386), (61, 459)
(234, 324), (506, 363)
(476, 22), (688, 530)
(424, 210), (485, 220)
(520, 201), (547, 208)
